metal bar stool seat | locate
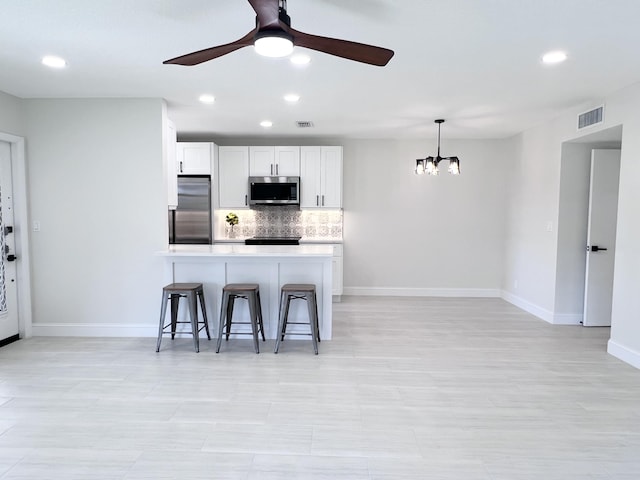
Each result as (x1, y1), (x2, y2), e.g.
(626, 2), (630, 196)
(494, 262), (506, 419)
(216, 283), (265, 354)
(156, 283), (211, 353)
(274, 283), (320, 355)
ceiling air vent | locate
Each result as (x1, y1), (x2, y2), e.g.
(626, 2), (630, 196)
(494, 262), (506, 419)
(296, 121), (314, 128)
(577, 105), (604, 130)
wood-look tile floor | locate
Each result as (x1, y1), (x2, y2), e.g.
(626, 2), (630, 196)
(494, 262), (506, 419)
(1, 296), (639, 479)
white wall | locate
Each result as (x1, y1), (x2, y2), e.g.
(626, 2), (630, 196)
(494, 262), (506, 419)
(501, 123), (565, 319)
(341, 138), (512, 295)
(503, 80), (640, 367)
(23, 98), (168, 335)
(605, 85), (640, 368)
(0, 90), (25, 136)
(553, 143), (592, 320)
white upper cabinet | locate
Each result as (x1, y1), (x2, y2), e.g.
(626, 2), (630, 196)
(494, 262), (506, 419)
(218, 146), (249, 208)
(300, 146), (343, 208)
(249, 146), (300, 176)
(176, 142), (212, 175)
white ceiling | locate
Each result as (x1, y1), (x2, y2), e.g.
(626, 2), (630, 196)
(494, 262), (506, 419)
(1, 0), (639, 140)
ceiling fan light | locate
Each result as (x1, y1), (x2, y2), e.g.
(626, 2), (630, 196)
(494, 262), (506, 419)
(254, 31), (294, 58)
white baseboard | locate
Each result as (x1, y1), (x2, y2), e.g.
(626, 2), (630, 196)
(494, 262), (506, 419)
(607, 339), (640, 369)
(343, 287), (501, 297)
(500, 290), (554, 323)
(500, 291), (583, 325)
(32, 323), (158, 337)
(552, 313), (583, 325)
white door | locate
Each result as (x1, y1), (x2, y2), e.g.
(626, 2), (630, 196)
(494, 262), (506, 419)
(0, 141), (19, 342)
(583, 149), (621, 327)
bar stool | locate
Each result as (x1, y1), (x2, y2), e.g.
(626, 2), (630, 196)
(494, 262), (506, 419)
(274, 284), (321, 355)
(156, 283), (211, 353)
(216, 283), (265, 354)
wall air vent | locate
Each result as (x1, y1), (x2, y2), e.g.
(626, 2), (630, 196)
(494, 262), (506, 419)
(577, 105), (604, 130)
(296, 121), (314, 128)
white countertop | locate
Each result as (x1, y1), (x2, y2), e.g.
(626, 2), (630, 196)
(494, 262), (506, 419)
(160, 244), (333, 257)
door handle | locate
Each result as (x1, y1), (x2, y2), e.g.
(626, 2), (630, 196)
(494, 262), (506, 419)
(4, 226), (13, 235)
(275, 164), (279, 175)
(322, 195), (325, 206)
(587, 245), (608, 252)
(6, 254), (17, 262)
(179, 161), (183, 173)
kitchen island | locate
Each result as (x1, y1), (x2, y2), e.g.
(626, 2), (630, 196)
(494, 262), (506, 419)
(159, 244), (334, 340)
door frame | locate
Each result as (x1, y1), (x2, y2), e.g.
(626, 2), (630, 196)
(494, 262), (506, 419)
(0, 131), (32, 338)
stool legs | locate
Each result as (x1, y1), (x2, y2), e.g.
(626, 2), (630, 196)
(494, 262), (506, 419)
(157, 284), (210, 353)
(188, 291), (199, 353)
(198, 289), (211, 341)
(216, 292), (229, 353)
(216, 287), (265, 354)
(275, 287), (320, 355)
(157, 291), (169, 353)
(307, 292), (320, 355)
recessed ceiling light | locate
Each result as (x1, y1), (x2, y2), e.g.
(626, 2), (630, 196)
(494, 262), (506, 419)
(42, 55), (66, 68)
(290, 54), (311, 65)
(542, 50), (568, 64)
(284, 93), (300, 103)
(260, 120), (273, 128)
(199, 94), (215, 104)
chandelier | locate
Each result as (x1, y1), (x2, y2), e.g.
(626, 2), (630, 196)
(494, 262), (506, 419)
(415, 119), (460, 175)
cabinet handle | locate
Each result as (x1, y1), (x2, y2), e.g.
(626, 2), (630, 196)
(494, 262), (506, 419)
(322, 195), (325, 206)
(275, 164), (279, 175)
(270, 164), (273, 175)
(245, 194), (248, 206)
(316, 195), (319, 206)
(179, 161), (183, 173)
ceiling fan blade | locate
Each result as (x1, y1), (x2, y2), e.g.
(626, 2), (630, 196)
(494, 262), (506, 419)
(247, 0), (281, 28)
(163, 29), (257, 66)
(290, 28), (394, 66)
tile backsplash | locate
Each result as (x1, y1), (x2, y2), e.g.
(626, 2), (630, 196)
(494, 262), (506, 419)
(214, 206), (342, 241)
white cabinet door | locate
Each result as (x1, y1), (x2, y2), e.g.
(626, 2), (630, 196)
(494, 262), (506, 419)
(218, 146), (249, 208)
(300, 146), (342, 208)
(300, 147), (322, 207)
(250, 146), (300, 176)
(320, 146), (342, 208)
(165, 120), (178, 208)
(249, 146), (275, 176)
(177, 143), (212, 175)
(275, 146), (300, 176)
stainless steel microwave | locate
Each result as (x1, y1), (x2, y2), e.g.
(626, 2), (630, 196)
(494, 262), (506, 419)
(248, 176), (300, 206)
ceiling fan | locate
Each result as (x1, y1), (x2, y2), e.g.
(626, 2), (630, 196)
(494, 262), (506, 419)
(163, 0), (394, 67)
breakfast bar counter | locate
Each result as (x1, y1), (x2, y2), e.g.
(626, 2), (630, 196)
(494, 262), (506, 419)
(159, 245), (334, 340)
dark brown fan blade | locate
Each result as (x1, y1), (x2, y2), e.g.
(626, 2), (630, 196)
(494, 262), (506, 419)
(248, 0), (281, 28)
(163, 29), (257, 66)
(290, 28), (394, 66)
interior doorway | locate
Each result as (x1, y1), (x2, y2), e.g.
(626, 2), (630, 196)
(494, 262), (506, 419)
(554, 125), (623, 326)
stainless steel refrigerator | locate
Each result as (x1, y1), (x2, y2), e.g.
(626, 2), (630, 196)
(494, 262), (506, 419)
(169, 176), (212, 244)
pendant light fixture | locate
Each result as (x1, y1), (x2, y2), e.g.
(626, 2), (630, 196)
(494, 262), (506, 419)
(415, 119), (460, 175)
